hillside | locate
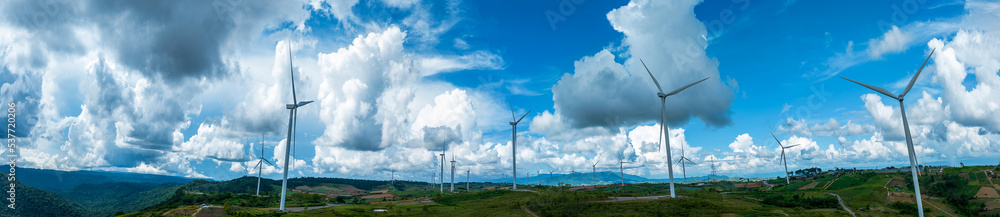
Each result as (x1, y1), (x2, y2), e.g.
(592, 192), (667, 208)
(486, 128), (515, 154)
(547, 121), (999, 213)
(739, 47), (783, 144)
(484, 171), (729, 186)
(60, 182), (182, 217)
(0, 166), (194, 192)
(0, 172), (96, 217)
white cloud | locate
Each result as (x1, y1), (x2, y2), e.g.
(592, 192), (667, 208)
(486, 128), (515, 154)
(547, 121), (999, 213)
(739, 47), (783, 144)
(544, 0), (735, 131)
(867, 25), (913, 59)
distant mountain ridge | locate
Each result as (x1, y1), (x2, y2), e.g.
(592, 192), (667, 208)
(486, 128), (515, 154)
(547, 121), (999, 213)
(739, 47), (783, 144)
(482, 171), (729, 186)
(0, 166), (195, 192)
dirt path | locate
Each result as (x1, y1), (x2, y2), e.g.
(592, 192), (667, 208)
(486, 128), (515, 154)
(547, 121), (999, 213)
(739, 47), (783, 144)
(825, 193), (855, 217)
(823, 177), (839, 190)
(987, 170), (996, 186)
(605, 195), (677, 202)
(511, 189), (539, 193)
(924, 201), (957, 217)
(762, 180), (774, 190)
(881, 177), (955, 217)
(521, 205), (539, 217)
(271, 203), (344, 212)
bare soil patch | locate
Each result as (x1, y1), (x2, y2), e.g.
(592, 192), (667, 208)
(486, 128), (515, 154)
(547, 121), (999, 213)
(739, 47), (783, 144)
(798, 182), (819, 190)
(977, 186), (1000, 199)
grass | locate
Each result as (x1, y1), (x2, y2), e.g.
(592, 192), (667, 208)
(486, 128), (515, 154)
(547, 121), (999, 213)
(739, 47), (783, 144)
(826, 175), (862, 190)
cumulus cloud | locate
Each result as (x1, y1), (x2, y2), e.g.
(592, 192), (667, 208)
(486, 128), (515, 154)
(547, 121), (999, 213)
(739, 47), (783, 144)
(543, 0), (734, 132)
(867, 26), (913, 59)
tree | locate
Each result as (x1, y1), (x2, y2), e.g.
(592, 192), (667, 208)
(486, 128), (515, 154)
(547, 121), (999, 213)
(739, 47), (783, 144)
(224, 200), (232, 214)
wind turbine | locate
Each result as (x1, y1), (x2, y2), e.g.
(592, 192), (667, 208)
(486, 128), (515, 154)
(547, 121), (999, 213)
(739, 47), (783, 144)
(439, 153), (445, 193)
(841, 48), (934, 217)
(677, 157), (696, 182)
(548, 169), (555, 186)
(253, 135), (275, 196)
(279, 44), (314, 211)
(678, 140), (692, 182)
(771, 133), (801, 184)
(590, 158), (600, 185)
(508, 103), (530, 189)
(466, 167), (470, 191)
(570, 165), (575, 186)
(619, 161), (625, 186)
(450, 156), (456, 192)
(641, 59), (710, 198)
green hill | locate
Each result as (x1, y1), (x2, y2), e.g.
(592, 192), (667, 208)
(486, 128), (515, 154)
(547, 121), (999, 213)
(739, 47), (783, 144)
(0, 172), (96, 217)
(60, 182), (182, 217)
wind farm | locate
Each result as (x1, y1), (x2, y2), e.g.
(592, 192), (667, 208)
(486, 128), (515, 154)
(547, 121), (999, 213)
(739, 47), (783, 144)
(3, 0), (998, 217)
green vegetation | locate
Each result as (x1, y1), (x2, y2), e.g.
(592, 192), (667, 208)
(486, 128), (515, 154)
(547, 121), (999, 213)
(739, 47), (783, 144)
(60, 182), (181, 217)
(0, 172), (96, 217)
(888, 202), (930, 216)
(917, 172), (979, 216)
(826, 175), (861, 190)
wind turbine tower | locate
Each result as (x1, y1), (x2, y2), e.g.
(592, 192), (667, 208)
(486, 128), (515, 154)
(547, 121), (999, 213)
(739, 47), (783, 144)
(441, 152), (444, 194)
(841, 49), (934, 217)
(450, 156), (456, 192)
(590, 159), (600, 185)
(508, 103), (530, 190)
(279, 44), (314, 211)
(641, 59), (709, 198)
(619, 155), (627, 186)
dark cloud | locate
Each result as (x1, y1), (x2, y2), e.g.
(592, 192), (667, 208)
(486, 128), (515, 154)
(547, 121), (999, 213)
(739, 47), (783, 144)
(423, 126), (461, 151)
(550, 51), (734, 130)
(0, 0), (289, 82)
(339, 117), (384, 151)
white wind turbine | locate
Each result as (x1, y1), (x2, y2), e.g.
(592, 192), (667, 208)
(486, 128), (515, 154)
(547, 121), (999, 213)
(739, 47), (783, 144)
(841, 49), (934, 217)
(279, 44), (314, 211)
(771, 132), (801, 184)
(466, 167), (470, 191)
(618, 155), (627, 186)
(253, 135), (275, 196)
(640, 59), (710, 198)
(590, 158), (600, 185)
(439, 153), (445, 193)
(508, 103), (530, 189)
(450, 156), (456, 192)
(677, 157), (695, 182)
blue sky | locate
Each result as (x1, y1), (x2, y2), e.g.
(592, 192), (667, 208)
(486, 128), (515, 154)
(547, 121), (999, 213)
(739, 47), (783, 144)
(1, 0), (998, 182)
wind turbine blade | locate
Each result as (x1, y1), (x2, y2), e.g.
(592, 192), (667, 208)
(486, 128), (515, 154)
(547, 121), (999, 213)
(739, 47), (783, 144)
(639, 59), (664, 93)
(509, 102), (516, 121)
(288, 44), (297, 104)
(900, 48), (935, 98)
(785, 144), (800, 149)
(665, 77), (710, 97)
(297, 101), (314, 107)
(659, 104), (666, 152)
(840, 77), (898, 100)
(515, 110), (531, 124)
(770, 132), (783, 147)
(292, 109), (298, 159)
